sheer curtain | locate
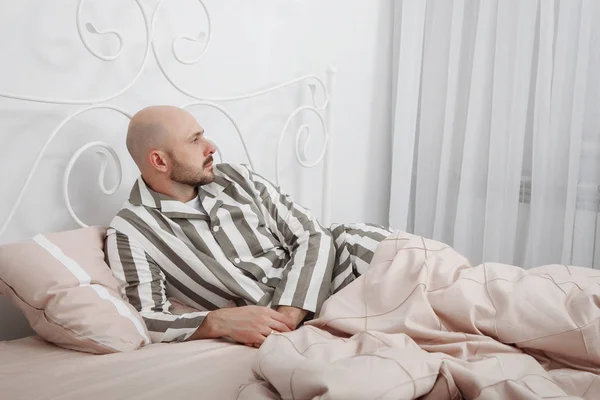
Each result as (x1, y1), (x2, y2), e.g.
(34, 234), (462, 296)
(389, 0), (600, 268)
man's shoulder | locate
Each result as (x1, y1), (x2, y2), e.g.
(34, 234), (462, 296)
(106, 202), (146, 236)
(214, 163), (258, 187)
(214, 162), (253, 176)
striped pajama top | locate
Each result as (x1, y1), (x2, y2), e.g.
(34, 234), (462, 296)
(105, 163), (392, 343)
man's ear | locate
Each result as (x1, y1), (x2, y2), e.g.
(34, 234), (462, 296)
(148, 150), (169, 173)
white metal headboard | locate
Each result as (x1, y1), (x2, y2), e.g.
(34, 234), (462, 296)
(0, 0), (336, 240)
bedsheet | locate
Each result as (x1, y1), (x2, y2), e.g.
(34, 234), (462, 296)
(0, 335), (256, 399)
(240, 231), (600, 399)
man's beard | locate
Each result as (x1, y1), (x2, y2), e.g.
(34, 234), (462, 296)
(170, 155), (215, 186)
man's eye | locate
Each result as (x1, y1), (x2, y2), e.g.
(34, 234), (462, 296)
(192, 137), (199, 143)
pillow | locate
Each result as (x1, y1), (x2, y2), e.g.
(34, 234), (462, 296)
(0, 226), (150, 354)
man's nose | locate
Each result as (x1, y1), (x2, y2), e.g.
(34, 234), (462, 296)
(206, 140), (216, 156)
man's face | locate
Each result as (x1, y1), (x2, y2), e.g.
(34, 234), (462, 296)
(168, 115), (216, 187)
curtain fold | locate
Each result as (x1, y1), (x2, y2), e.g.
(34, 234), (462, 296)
(389, 0), (427, 233)
(389, 0), (600, 268)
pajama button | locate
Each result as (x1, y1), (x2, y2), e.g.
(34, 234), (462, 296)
(234, 258), (240, 264)
(212, 226), (220, 232)
(261, 277), (268, 284)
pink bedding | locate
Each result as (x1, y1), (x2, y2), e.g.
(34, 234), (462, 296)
(0, 335), (256, 399)
(240, 231), (600, 399)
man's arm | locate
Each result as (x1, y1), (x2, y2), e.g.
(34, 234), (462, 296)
(105, 229), (210, 343)
(242, 166), (336, 324)
(105, 229), (294, 345)
(276, 305), (308, 328)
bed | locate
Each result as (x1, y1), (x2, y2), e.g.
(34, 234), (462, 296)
(3, 2), (600, 400)
(0, 337), (257, 400)
(0, 1), (335, 399)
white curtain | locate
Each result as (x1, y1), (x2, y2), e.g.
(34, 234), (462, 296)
(389, 0), (600, 269)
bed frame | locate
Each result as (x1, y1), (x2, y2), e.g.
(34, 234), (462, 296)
(0, 0), (335, 340)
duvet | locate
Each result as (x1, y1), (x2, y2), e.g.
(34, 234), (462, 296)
(239, 231), (600, 399)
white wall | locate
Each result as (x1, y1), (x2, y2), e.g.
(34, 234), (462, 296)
(0, 0), (394, 339)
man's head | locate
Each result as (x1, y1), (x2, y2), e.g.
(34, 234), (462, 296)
(126, 106), (216, 190)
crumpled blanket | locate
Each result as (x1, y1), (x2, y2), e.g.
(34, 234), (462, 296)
(238, 231), (600, 400)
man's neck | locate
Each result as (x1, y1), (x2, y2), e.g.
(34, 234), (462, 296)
(144, 176), (197, 203)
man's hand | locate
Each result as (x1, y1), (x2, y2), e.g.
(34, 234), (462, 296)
(188, 305), (295, 347)
(277, 306), (308, 329)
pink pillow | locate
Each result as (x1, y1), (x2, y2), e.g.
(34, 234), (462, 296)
(0, 226), (150, 354)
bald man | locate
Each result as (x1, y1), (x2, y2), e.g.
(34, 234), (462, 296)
(105, 105), (393, 347)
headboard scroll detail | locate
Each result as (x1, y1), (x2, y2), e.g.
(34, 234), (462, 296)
(0, 1), (336, 240)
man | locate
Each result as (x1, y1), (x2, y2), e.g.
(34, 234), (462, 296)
(105, 105), (392, 347)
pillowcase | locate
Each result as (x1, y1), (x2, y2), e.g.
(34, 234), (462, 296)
(0, 226), (150, 354)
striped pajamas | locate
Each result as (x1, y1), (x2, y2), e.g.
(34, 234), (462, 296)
(329, 223), (394, 293)
(105, 163), (393, 343)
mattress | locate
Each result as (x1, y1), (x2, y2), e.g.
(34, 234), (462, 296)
(0, 335), (257, 400)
